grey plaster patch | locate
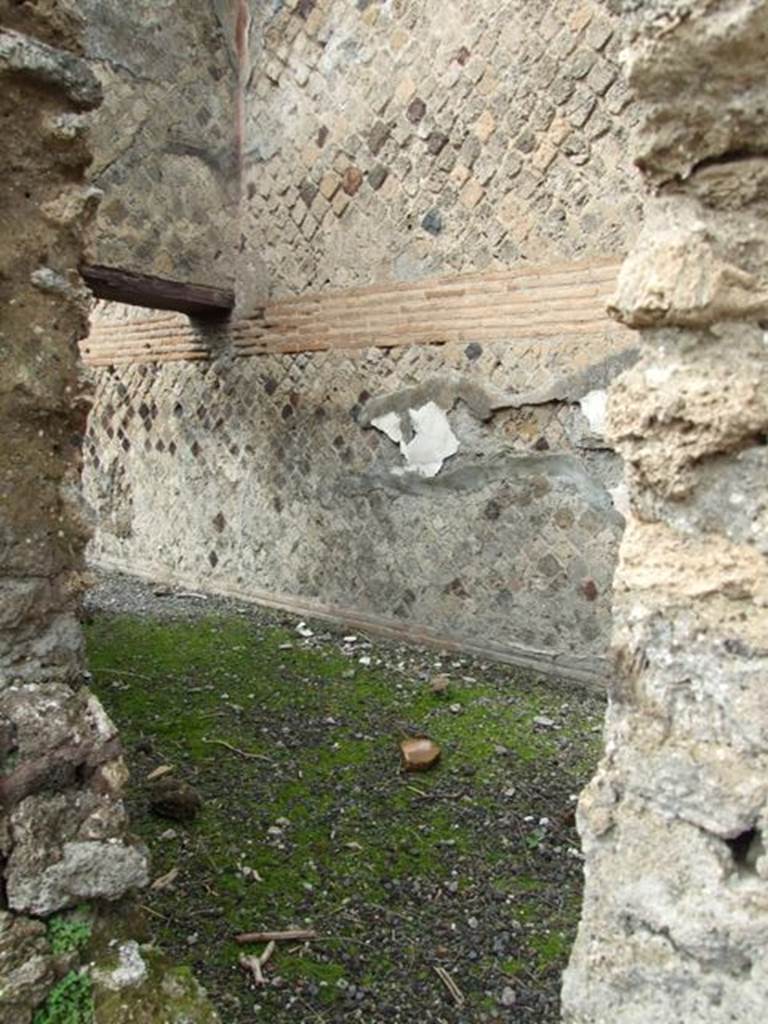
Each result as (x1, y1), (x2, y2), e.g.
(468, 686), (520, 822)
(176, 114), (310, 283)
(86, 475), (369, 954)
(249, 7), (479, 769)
(342, 451), (623, 520)
(360, 376), (495, 427)
(490, 349), (640, 410)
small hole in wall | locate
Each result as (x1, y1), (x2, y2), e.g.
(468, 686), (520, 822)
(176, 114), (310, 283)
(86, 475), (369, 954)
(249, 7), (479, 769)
(726, 827), (760, 871)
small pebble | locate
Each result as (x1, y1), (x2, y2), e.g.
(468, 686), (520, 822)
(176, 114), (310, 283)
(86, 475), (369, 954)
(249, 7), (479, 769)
(500, 986), (517, 1007)
(533, 715), (555, 728)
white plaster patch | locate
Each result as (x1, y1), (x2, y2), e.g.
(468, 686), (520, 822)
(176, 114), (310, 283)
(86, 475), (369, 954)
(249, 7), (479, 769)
(370, 410), (404, 446)
(372, 401), (460, 478)
(609, 481), (630, 519)
(579, 388), (608, 437)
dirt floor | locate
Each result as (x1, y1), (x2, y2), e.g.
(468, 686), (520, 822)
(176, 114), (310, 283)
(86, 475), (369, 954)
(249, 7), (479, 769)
(84, 572), (605, 1024)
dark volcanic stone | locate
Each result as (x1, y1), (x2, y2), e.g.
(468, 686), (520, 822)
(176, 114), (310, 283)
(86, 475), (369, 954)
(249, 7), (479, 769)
(149, 777), (203, 822)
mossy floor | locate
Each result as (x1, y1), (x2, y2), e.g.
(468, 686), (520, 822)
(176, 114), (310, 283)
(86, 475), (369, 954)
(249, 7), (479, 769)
(85, 574), (604, 1023)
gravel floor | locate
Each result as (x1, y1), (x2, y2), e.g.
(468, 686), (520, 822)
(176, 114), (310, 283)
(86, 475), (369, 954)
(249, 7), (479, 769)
(85, 571), (605, 1024)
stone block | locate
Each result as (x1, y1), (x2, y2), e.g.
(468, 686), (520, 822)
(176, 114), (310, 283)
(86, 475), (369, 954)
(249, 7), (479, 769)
(460, 178), (485, 209)
(473, 108), (496, 143)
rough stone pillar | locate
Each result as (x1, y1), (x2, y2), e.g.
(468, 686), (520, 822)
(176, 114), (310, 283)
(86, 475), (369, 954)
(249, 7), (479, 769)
(0, 6), (147, 1021)
(562, 2), (768, 1020)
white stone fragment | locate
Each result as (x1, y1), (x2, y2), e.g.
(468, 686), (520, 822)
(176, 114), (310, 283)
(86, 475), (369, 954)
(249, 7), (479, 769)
(578, 388), (608, 437)
(93, 940), (148, 991)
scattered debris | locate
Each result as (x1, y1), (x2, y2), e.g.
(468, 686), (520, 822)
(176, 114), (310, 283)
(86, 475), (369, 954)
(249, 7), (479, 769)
(400, 736), (442, 772)
(86, 570), (605, 1023)
(296, 622), (314, 638)
(146, 764), (174, 781)
(240, 865), (264, 882)
(449, 703), (462, 714)
(434, 965), (465, 1006)
(235, 929), (317, 945)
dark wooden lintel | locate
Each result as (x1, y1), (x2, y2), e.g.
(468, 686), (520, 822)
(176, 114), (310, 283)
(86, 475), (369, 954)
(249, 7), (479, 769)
(80, 264), (234, 319)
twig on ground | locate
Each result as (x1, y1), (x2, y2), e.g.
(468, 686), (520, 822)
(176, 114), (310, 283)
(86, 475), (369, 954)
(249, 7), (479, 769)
(150, 866), (179, 891)
(239, 954), (264, 985)
(238, 938), (276, 986)
(100, 668), (155, 682)
(434, 965), (465, 1006)
(140, 903), (168, 920)
(235, 928), (317, 944)
(201, 737), (274, 762)
(259, 940), (276, 968)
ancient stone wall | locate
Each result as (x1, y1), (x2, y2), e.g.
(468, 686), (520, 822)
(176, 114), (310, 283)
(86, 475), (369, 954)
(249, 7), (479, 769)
(79, 0), (238, 288)
(81, 0), (641, 686)
(0, 6), (147, 1020)
(82, 266), (632, 683)
(239, 0), (641, 307)
(563, 1), (768, 1019)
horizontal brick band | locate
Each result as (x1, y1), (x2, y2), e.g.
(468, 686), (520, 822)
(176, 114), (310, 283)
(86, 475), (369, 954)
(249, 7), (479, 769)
(81, 257), (626, 366)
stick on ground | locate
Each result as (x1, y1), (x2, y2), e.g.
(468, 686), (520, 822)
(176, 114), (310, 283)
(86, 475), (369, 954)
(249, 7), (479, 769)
(434, 965), (465, 1007)
(201, 737), (274, 762)
(235, 928), (317, 944)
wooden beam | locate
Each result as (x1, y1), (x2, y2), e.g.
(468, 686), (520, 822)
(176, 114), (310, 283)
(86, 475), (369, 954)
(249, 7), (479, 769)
(80, 264), (234, 319)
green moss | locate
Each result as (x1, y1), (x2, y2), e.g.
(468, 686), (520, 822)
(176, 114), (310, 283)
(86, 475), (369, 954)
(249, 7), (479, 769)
(48, 914), (92, 956)
(85, 612), (602, 1020)
(531, 930), (572, 969)
(92, 948), (220, 1024)
(33, 971), (93, 1024)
